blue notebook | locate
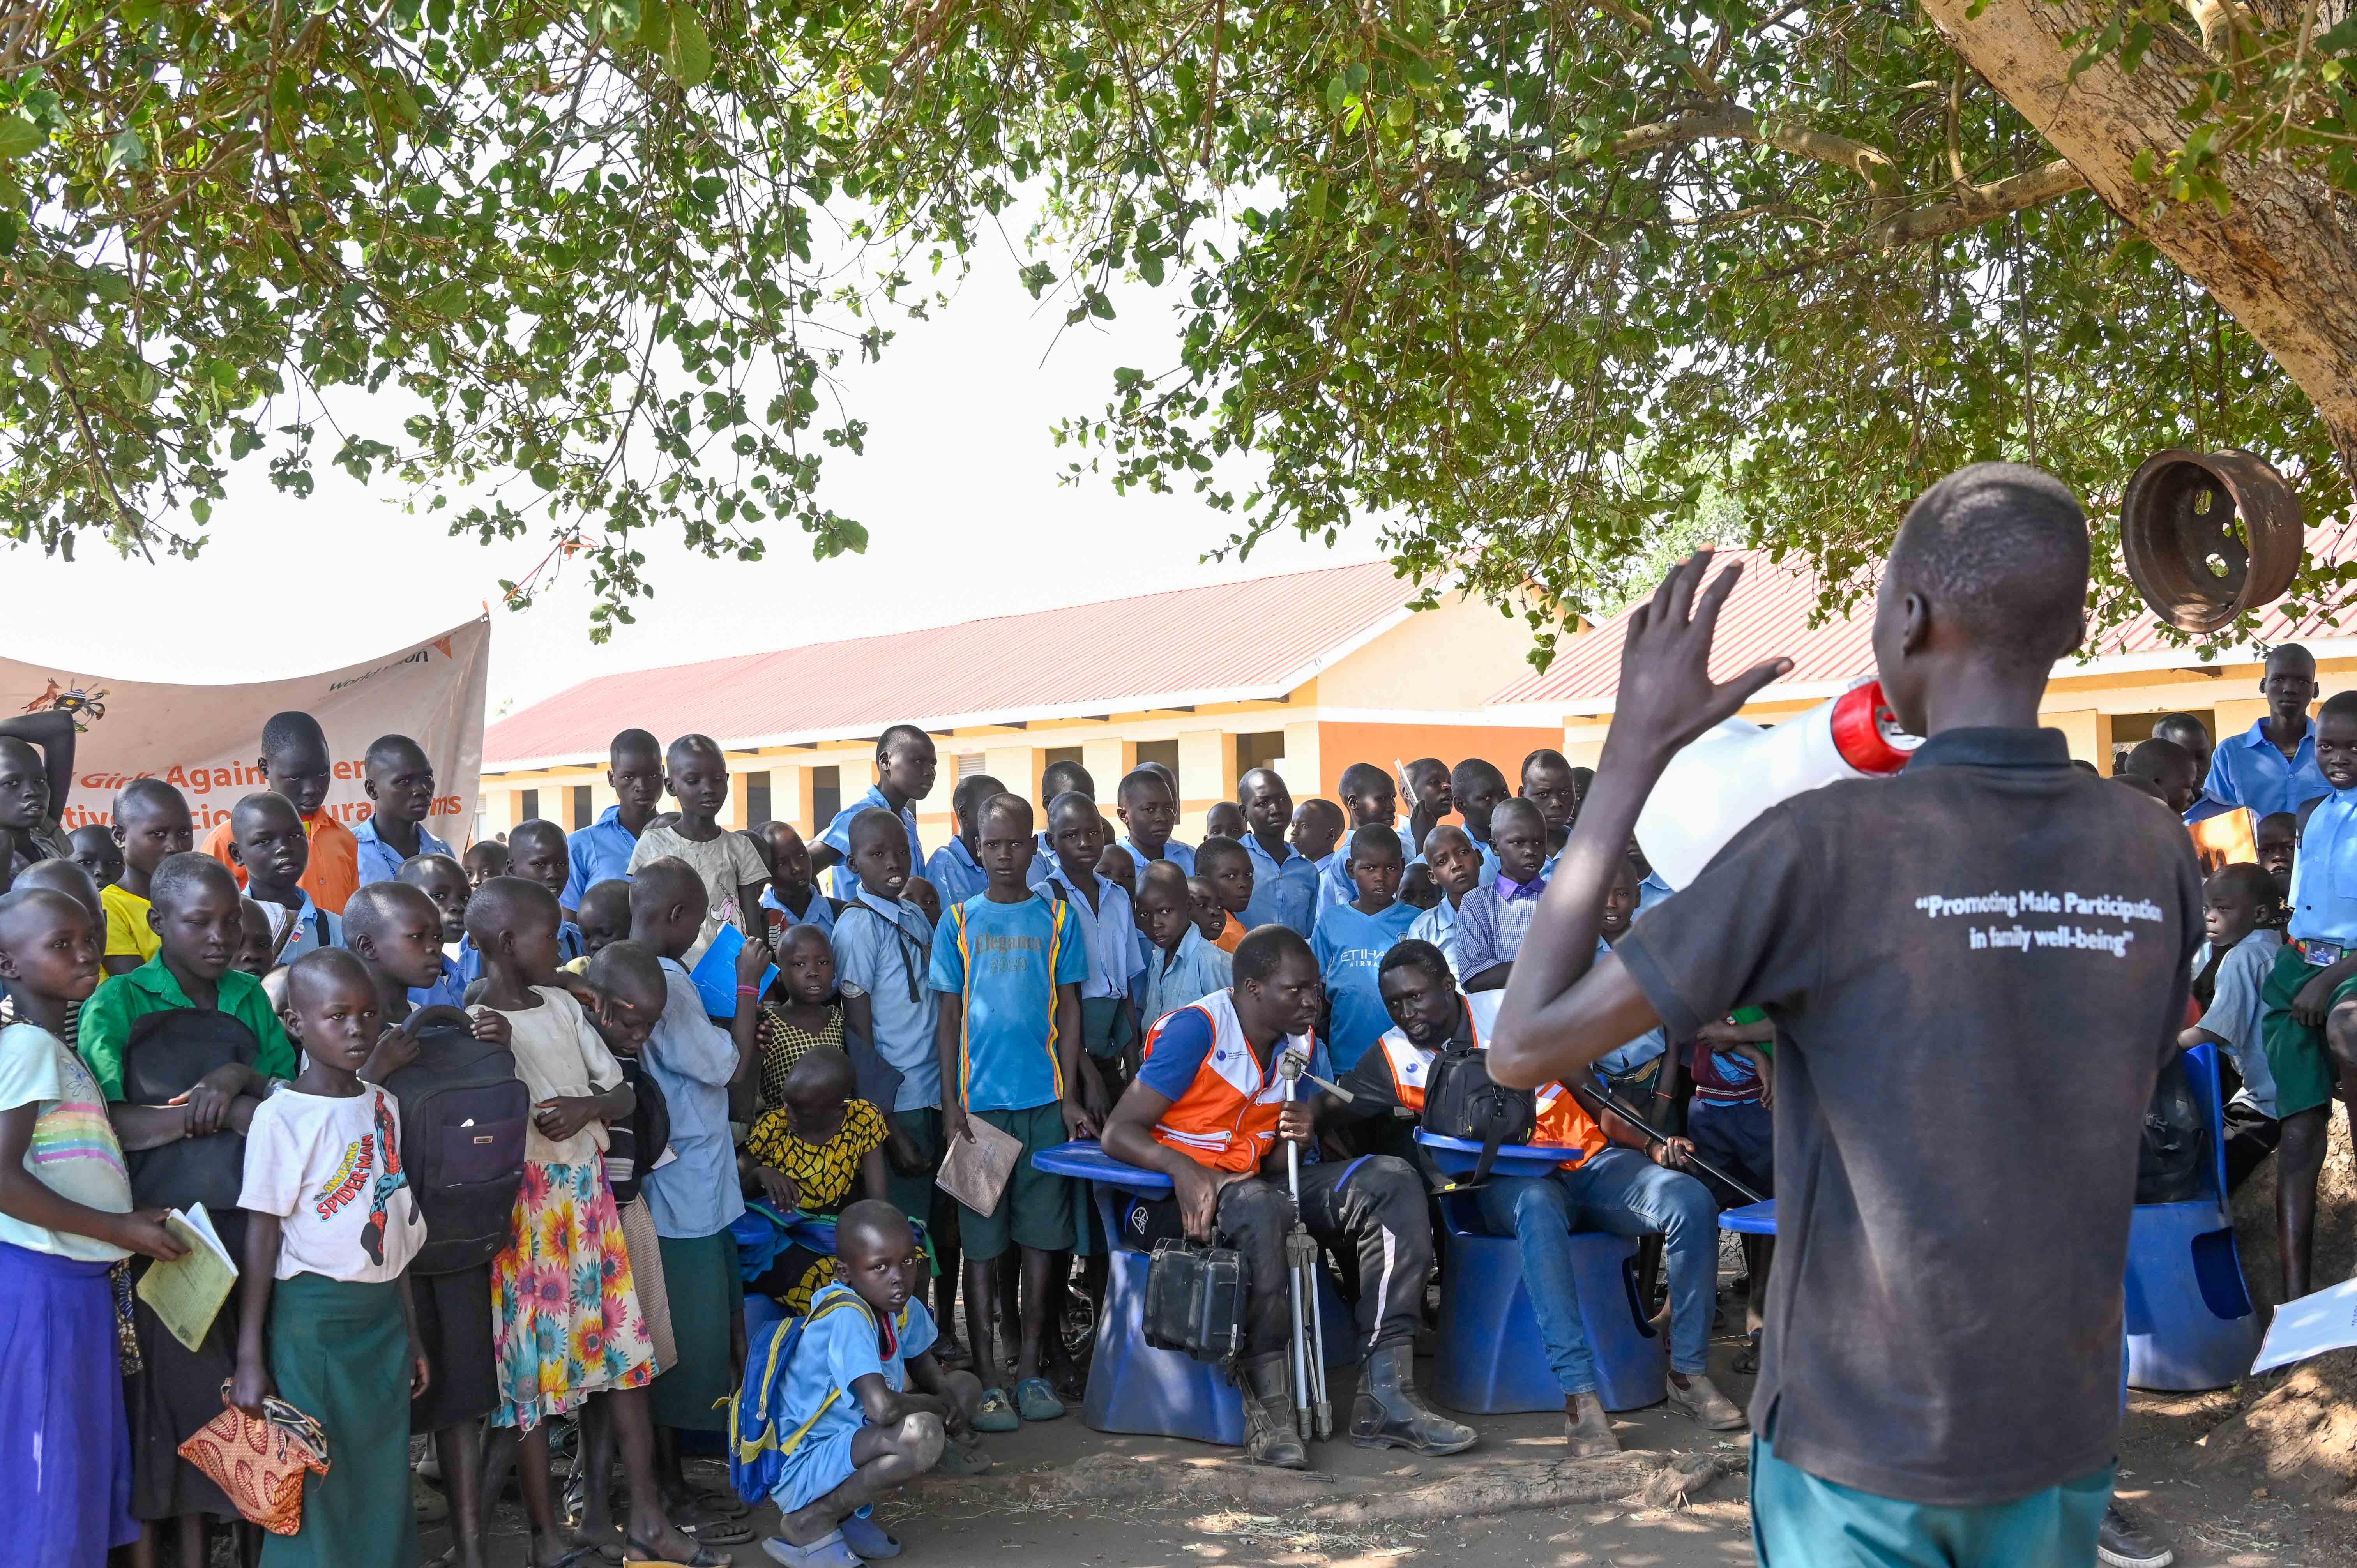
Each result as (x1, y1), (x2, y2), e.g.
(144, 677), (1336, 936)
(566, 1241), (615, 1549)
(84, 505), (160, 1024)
(688, 923), (778, 1018)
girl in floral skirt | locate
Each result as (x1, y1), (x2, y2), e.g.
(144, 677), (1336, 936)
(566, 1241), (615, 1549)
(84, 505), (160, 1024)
(467, 879), (723, 1568)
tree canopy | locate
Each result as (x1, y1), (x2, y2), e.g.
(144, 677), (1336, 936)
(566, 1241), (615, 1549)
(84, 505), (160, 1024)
(6, 2), (2357, 665)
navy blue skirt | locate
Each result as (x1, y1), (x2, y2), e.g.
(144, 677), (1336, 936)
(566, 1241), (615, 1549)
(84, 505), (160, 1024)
(0, 1240), (139, 1566)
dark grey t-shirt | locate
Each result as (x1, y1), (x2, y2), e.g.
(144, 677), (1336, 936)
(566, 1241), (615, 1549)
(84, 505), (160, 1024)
(1615, 727), (2203, 1506)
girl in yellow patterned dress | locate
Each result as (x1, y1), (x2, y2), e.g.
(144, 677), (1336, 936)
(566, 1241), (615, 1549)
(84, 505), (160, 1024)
(739, 1050), (888, 1314)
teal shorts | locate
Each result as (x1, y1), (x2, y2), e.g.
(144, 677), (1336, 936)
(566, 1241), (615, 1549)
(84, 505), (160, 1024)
(957, 1102), (1085, 1262)
(1751, 1427), (2113, 1568)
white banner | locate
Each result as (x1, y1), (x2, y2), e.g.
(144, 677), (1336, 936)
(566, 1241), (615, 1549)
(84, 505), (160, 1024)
(6, 618), (490, 842)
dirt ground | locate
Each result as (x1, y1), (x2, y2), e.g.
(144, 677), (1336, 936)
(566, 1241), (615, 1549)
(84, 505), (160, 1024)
(417, 1245), (2357, 1568)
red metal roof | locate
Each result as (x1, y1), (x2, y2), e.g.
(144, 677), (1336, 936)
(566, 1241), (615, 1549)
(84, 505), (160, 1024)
(1493, 537), (2357, 712)
(486, 560), (1417, 766)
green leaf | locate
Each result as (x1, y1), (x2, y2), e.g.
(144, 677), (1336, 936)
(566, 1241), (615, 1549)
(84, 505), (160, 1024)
(665, 4), (714, 87)
(0, 116), (42, 159)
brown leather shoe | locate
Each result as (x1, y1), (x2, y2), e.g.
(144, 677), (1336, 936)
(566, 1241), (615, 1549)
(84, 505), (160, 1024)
(1666, 1372), (1747, 1431)
(1564, 1393), (1620, 1458)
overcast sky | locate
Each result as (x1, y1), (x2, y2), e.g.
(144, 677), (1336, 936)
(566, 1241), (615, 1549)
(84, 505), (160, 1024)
(9, 240), (1384, 717)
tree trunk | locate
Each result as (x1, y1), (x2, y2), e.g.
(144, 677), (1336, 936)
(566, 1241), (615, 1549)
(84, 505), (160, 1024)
(1919, 0), (2357, 473)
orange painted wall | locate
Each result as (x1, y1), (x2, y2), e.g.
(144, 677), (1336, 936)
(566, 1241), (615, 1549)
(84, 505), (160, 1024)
(1313, 722), (1568, 801)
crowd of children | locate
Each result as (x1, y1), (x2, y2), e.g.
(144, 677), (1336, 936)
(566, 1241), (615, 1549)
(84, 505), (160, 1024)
(0, 630), (2340, 1568)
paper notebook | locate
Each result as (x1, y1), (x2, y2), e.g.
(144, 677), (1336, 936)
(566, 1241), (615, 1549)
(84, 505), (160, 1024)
(937, 1115), (1023, 1216)
(135, 1203), (239, 1353)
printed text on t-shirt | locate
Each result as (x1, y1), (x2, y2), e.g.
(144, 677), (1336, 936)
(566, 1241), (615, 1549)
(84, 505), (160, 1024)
(1914, 888), (2166, 960)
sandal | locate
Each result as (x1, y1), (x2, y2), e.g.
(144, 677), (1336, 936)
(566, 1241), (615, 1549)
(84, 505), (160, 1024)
(685, 1519), (758, 1547)
(839, 1513), (901, 1559)
(624, 1536), (736, 1567)
(1014, 1376), (1066, 1422)
(931, 1332), (972, 1371)
(933, 1439), (993, 1477)
(972, 1387), (1021, 1433)
(1732, 1331), (1761, 1377)
(758, 1531), (860, 1568)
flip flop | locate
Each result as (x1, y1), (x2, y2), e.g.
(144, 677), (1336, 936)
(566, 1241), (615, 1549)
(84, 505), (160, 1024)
(933, 1439), (993, 1478)
(686, 1486), (752, 1520)
(1014, 1376), (1066, 1422)
(839, 1513), (901, 1559)
(758, 1531), (861, 1568)
(972, 1387), (1021, 1433)
(685, 1519), (759, 1547)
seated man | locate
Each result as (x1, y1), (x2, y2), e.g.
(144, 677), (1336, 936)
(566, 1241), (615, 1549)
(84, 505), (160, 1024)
(1100, 927), (1477, 1470)
(1341, 941), (1744, 1456)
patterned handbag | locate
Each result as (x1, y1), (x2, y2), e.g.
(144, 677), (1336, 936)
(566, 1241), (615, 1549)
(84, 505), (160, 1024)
(176, 1383), (332, 1536)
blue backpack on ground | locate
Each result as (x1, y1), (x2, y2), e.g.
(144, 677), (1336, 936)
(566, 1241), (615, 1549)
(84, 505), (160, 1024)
(728, 1291), (875, 1505)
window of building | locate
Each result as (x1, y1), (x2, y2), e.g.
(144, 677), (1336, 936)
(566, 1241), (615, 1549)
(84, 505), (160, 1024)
(1134, 739), (1179, 778)
(956, 753), (987, 781)
(812, 766), (841, 832)
(518, 788), (540, 823)
(2108, 710), (2215, 776)
(1044, 746), (1084, 773)
(1235, 732), (1286, 781)
(571, 784), (593, 828)
(745, 770), (772, 826)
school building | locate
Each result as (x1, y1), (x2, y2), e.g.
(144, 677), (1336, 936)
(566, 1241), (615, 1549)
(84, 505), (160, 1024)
(1486, 548), (2357, 770)
(476, 562), (1567, 846)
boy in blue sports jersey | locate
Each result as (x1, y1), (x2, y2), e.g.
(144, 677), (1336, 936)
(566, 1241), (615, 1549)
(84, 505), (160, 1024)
(928, 793), (1093, 1430)
(760, 1201), (986, 1568)
(1311, 825), (1418, 1071)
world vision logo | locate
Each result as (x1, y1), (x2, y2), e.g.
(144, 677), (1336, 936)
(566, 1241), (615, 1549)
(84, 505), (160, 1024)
(431, 636), (454, 659)
(15, 679), (110, 733)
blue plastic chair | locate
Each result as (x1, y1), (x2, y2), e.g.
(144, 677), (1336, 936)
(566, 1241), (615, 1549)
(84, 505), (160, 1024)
(1032, 1140), (1353, 1447)
(1719, 1199), (1777, 1236)
(2124, 1042), (2262, 1391)
(1415, 1132), (1667, 1414)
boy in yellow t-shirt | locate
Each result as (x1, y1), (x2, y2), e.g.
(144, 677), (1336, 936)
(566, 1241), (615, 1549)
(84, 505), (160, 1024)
(100, 778), (194, 975)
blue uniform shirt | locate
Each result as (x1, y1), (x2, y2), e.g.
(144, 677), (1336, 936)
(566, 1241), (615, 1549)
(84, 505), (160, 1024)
(2190, 718), (2331, 824)
(829, 890), (940, 1112)
(563, 806), (644, 907)
(641, 959), (747, 1239)
(1240, 832), (1320, 937)
(353, 815), (454, 889)
(2289, 786), (2357, 947)
(266, 893), (342, 965)
(1312, 900), (1420, 1071)
(927, 893), (1087, 1112)
(1118, 837), (1195, 877)
(1591, 935), (1668, 1077)
(924, 838), (990, 909)
(760, 886), (837, 939)
(769, 1284), (939, 1513)
(820, 786), (925, 902)
(1407, 898), (1461, 978)
(1041, 863), (1145, 1002)
(1138, 926), (1233, 1031)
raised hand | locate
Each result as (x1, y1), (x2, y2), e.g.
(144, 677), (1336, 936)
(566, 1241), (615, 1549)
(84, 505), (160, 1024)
(1604, 551), (1792, 770)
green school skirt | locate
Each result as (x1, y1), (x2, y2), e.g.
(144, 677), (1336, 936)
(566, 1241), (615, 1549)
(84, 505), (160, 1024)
(261, 1274), (416, 1568)
(2258, 941), (2352, 1119)
(648, 1231), (743, 1433)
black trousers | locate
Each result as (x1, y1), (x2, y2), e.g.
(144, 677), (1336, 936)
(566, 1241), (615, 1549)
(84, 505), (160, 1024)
(1138, 1154), (1431, 1367)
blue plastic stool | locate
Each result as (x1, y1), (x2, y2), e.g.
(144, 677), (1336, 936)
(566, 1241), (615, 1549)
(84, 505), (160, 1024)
(1426, 1183), (1666, 1415)
(1034, 1140), (1354, 1446)
(2125, 1042), (2263, 1391)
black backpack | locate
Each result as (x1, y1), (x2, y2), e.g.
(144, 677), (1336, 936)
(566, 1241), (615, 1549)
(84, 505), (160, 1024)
(1424, 1040), (1537, 1183)
(603, 1055), (671, 1210)
(121, 1008), (258, 1214)
(381, 1006), (532, 1275)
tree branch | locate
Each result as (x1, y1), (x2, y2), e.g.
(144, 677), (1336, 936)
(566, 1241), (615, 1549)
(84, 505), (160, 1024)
(1875, 158), (2088, 246)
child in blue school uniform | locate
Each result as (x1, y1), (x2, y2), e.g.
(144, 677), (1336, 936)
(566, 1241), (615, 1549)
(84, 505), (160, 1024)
(923, 773), (1004, 910)
(755, 1202), (985, 1568)
(227, 792), (341, 965)
(927, 793), (1092, 1429)
(1311, 825), (1419, 1072)
(1318, 764), (1398, 916)
(757, 821), (842, 941)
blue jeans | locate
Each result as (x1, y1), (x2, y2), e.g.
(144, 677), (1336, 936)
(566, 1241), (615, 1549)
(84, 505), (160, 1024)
(1474, 1145), (1717, 1393)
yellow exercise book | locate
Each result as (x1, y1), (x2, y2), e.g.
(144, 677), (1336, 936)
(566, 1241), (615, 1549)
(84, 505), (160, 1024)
(134, 1203), (239, 1353)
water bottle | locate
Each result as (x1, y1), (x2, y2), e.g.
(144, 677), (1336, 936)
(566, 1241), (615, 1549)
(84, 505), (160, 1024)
(1633, 680), (1919, 892)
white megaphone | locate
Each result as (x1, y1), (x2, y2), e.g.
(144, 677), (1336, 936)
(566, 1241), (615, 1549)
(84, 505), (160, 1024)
(1633, 680), (1919, 893)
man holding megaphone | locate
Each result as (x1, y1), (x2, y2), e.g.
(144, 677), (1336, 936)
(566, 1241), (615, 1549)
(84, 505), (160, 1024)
(1490, 465), (2203, 1568)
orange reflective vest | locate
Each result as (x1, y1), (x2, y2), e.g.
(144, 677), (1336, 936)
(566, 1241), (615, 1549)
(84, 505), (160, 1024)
(1142, 989), (1315, 1174)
